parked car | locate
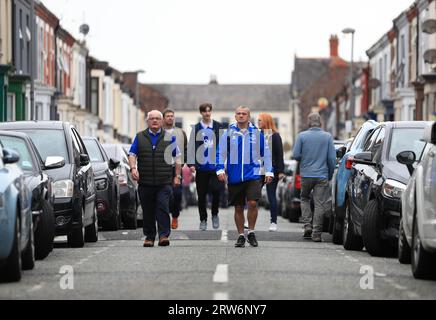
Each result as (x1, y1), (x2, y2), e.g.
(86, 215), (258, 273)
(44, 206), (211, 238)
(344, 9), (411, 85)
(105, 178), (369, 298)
(83, 137), (121, 231)
(0, 121), (98, 248)
(0, 146), (34, 282)
(277, 160), (297, 220)
(103, 144), (138, 229)
(397, 121), (436, 280)
(0, 131), (61, 260)
(331, 120), (378, 244)
(122, 144), (143, 227)
(345, 121), (431, 257)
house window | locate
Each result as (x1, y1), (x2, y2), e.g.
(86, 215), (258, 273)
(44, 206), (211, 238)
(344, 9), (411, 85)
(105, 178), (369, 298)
(6, 94), (15, 122)
(91, 77), (99, 116)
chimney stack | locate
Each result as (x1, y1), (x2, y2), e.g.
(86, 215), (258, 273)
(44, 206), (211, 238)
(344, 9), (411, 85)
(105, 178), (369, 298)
(330, 35), (339, 58)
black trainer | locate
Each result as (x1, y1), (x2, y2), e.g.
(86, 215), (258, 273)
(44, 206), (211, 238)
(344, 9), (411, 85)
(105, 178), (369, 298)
(235, 235), (246, 248)
(247, 233), (259, 247)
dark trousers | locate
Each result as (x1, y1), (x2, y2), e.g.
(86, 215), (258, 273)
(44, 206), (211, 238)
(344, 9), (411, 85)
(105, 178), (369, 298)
(266, 178), (279, 224)
(138, 185), (172, 240)
(196, 170), (222, 222)
(170, 185), (183, 218)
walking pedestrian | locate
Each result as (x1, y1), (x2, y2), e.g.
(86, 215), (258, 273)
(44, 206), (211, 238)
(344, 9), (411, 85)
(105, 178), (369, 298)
(292, 113), (336, 243)
(163, 109), (188, 230)
(129, 110), (182, 247)
(188, 103), (224, 231)
(217, 106), (273, 248)
(182, 164), (194, 208)
(257, 113), (285, 232)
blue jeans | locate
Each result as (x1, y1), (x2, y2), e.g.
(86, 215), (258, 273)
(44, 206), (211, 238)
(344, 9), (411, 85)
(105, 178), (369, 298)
(266, 178), (279, 224)
(138, 185), (172, 240)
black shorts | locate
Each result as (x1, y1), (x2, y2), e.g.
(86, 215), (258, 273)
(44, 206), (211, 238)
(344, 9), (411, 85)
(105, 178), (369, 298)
(228, 180), (262, 206)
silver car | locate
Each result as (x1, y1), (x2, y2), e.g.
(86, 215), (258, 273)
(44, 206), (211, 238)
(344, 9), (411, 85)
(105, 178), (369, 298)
(397, 121), (436, 280)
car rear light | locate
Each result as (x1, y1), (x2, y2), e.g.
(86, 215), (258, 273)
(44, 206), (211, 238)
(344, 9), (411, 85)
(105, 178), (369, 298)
(295, 175), (301, 190)
(345, 157), (354, 170)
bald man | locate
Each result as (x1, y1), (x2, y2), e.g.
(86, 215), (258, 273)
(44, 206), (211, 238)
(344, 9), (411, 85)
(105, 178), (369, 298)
(129, 110), (182, 248)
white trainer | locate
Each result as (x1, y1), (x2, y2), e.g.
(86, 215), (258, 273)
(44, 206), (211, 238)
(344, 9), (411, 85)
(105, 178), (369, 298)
(269, 223), (278, 232)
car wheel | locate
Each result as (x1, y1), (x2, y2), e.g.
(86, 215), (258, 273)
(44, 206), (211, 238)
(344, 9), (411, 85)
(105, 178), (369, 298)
(0, 213), (22, 283)
(362, 200), (393, 257)
(21, 219), (35, 271)
(35, 201), (55, 260)
(332, 198), (345, 245)
(68, 208), (85, 248)
(411, 213), (436, 280)
(85, 207), (99, 243)
(343, 199), (363, 251)
(398, 219), (411, 264)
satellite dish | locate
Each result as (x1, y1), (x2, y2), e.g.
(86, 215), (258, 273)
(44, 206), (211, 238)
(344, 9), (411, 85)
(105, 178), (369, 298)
(79, 24), (90, 36)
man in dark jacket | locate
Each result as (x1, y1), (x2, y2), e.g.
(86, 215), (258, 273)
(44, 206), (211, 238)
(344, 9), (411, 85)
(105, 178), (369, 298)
(129, 110), (182, 248)
(292, 113), (336, 243)
(188, 103), (224, 231)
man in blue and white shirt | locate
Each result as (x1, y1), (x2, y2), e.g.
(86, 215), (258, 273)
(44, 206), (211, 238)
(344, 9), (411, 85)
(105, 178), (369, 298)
(217, 106), (273, 248)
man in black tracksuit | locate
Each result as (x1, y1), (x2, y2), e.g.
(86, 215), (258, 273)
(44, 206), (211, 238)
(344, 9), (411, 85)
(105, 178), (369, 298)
(188, 103), (224, 231)
(129, 110), (182, 247)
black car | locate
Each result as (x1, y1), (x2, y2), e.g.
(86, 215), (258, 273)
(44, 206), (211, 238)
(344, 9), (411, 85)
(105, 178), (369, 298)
(102, 144), (138, 229)
(0, 121), (98, 248)
(0, 131), (63, 260)
(83, 137), (121, 231)
(345, 121), (431, 257)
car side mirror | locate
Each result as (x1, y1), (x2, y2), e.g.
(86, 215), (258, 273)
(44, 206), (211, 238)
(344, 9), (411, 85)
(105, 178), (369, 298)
(80, 154), (90, 166)
(336, 146), (347, 160)
(45, 156), (66, 170)
(396, 151), (416, 176)
(2, 148), (20, 164)
(353, 152), (375, 166)
(109, 158), (120, 170)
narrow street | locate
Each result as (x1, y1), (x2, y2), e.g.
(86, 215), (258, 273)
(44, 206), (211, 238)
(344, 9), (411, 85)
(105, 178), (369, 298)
(1, 206), (435, 300)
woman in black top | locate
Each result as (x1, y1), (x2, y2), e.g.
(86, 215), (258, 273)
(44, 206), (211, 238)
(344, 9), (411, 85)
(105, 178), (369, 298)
(258, 113), (285, 232)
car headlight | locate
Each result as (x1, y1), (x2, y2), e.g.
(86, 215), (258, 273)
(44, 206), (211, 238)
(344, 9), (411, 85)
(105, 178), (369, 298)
(95, 178), (108, 191)
(53, 180), (74, 198)
(382, 179), (406, 199)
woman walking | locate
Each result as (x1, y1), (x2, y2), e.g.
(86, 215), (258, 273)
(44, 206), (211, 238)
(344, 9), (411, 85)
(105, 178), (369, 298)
(258, 113), (285, 232)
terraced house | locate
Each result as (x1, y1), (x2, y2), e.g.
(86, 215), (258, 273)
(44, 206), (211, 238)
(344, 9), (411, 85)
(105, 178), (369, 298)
(0, 0), (13, 122)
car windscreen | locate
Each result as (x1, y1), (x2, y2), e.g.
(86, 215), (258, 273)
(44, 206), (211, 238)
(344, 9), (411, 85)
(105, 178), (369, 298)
(84, 140), (104, 163)
(389, 128), (427, 161)
(21, 129), (70, 163)
(103, 145), (117, 160)
(0, 136), (35, 171)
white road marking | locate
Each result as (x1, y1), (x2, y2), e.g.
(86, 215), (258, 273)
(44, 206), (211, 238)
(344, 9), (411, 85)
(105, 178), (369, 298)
(221, 230), (228, 242)
(375, 272), (387, 277)
(214, 292), (229, 300)
(213, 264), (229, 283)
(122, 232), (129, 235)
(27, 283), (43, 293)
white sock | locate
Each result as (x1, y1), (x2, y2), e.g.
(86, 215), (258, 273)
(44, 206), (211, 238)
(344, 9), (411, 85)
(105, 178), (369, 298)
(239, 234), (245, 237)
(248, 230), (255, 235)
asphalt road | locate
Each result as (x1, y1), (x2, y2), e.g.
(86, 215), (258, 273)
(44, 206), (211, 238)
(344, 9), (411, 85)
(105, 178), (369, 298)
(1, 206), (436, 300)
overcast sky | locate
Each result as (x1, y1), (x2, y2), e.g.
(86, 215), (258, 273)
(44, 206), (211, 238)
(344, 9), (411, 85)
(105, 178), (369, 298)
(43, 0), (414, 84)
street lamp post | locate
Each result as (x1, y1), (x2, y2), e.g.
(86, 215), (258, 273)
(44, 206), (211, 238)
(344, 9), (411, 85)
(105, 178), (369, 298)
(342, 28), (355, 134)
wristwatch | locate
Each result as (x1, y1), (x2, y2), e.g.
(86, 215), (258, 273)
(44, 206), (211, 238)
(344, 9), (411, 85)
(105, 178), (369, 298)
(176, 175), (182, 180)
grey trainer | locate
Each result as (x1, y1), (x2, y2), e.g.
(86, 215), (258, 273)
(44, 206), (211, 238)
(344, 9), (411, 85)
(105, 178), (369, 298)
(312, 234), (322, 243)
(200, 221), (207, 231)
(212, 216), (220, 230)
